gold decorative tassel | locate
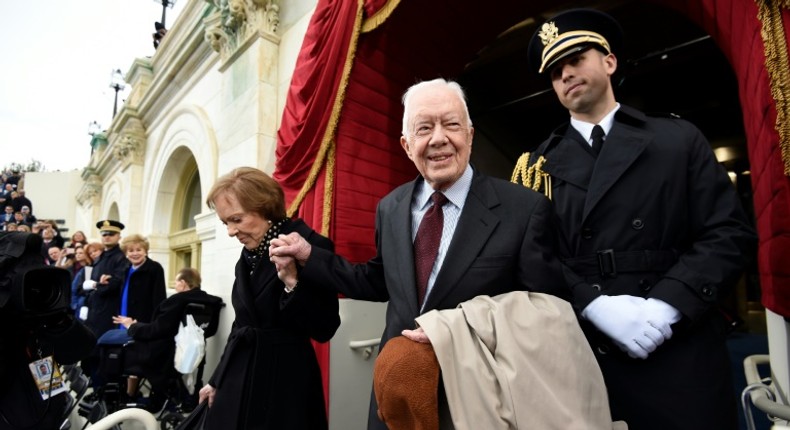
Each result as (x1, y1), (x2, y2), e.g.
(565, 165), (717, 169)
(757, 0), (790, 176)
(511, 153), (552, 199)
(361, 0), (402, 33)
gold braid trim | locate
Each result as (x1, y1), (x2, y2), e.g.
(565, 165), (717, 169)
(757, 0), (790, 175)
(286, 0), (365, 236)
(361, 0), (401, 33)
(511, 152), (552, 200)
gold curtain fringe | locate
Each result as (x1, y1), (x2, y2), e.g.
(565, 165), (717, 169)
(510, 152), (552, 200)
(361, 0), (401, 33)
(757, 0), (790, 175)
(287, 0), (366, 236)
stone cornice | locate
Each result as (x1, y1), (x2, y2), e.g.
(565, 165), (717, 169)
(204, 0), (281, 66)
(77, 169), (103, 206)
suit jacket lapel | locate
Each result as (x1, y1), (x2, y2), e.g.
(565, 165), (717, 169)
(389, 180), (422, 314)
(424, 174), (500, 309)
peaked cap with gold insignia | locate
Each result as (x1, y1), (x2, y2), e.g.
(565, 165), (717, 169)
(528, 8), (623, 74)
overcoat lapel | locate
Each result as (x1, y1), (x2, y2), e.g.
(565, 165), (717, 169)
(233, 257), (264, 327)
(583, 123), (651, 221)
(388, 180), (421, 314)
(424, 175), (500, 310)
(541, 127), (596, 191)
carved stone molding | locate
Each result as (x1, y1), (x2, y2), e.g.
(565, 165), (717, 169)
(113, 131), (145, 165)
(77, 173), (103, 206)
(204, 0), (280, 60)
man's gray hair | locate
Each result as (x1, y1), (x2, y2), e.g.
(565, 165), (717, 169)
(401, 78), (473, 137)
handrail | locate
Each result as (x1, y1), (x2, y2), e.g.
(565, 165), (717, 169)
(84, 408), (158, 430)
(742, 354), (790, 430)
(349, 338), (381, 360)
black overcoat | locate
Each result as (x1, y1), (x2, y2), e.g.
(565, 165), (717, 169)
(530, 105), (756, 430)
(204, 219), (340, 430)
(127, 288), (218, 386)
(121, 257), (166, 323)
(84, 245), (128, 337)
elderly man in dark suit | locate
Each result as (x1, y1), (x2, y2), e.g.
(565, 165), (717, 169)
(270, 78), (565, 429)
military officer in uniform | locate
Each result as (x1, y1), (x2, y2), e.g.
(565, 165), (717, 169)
(513, 8), (756, 430)
(80, 219), (129, 387)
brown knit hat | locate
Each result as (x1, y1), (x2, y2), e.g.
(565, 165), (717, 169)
(373, 336), (440, 430)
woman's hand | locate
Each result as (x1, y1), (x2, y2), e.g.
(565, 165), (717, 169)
(199, 384), (216, 407)
(112, 315), (136, 328)
(272, 254), (298, 292)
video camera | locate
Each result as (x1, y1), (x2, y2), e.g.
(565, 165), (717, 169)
(0, 232), (96, 430)
(0, 232), (72, 323)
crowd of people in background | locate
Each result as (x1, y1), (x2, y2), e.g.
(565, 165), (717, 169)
(0, 169), (36, 234)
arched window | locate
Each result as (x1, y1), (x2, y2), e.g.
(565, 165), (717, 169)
(168, 156), (201, 287)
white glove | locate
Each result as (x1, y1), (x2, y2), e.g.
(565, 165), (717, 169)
(82, 279), (97, 291)
(582, 295), (666, 359)
(642, 298), (681, 341)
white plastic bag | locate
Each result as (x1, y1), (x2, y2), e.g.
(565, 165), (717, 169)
(174, 314), (205, 374)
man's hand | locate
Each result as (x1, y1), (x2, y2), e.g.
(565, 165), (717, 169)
(82, 279), (97, 291)
(401, 327), (431, 344)
(642, 298), (681, 340)
(582, 295), (668, 359)
(112, 315), (136, 329)
(269, 232), (313, 266)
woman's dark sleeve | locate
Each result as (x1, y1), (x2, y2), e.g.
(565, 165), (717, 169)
(279, 232), (340, 343)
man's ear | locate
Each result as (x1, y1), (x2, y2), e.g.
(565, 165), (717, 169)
(605, 53), (618, 76)
(400, 136), (414, 161)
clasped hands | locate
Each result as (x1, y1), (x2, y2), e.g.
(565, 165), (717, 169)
(268, 232), (313, 288)
(82, 274), (112, 291)
(582, 295), (681, 359)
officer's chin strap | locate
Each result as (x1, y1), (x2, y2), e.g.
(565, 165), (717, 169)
(511, 153), (552, 200)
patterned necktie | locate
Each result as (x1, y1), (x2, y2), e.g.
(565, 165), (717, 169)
(414, 192), (448, 306)
(591, 125), (605, 155)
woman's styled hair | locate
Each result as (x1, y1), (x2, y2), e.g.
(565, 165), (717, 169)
(176, 267), (202, 289)
(120, 234), (150, 253)
(205, 167), (287, 222)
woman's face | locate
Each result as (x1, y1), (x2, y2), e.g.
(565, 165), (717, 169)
(73, 232), (86, 242)
(125, 243), (147, 266)
(75, 247), (87, 263)
(213, 191), (270, 250)
(88, 247), (102, 261)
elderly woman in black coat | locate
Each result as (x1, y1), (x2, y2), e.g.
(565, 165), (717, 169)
(198, 167), (340, 429)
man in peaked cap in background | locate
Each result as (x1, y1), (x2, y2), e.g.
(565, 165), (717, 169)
(513, 8), (756, 430)
(80, 219), (130, 387)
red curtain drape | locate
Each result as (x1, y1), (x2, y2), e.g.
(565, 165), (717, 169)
(657, 0), (790, 317)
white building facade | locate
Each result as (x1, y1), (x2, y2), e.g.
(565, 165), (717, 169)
(72, 1), (384, 428)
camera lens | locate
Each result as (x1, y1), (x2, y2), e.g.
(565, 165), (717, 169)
(26, 285), (61, 312)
